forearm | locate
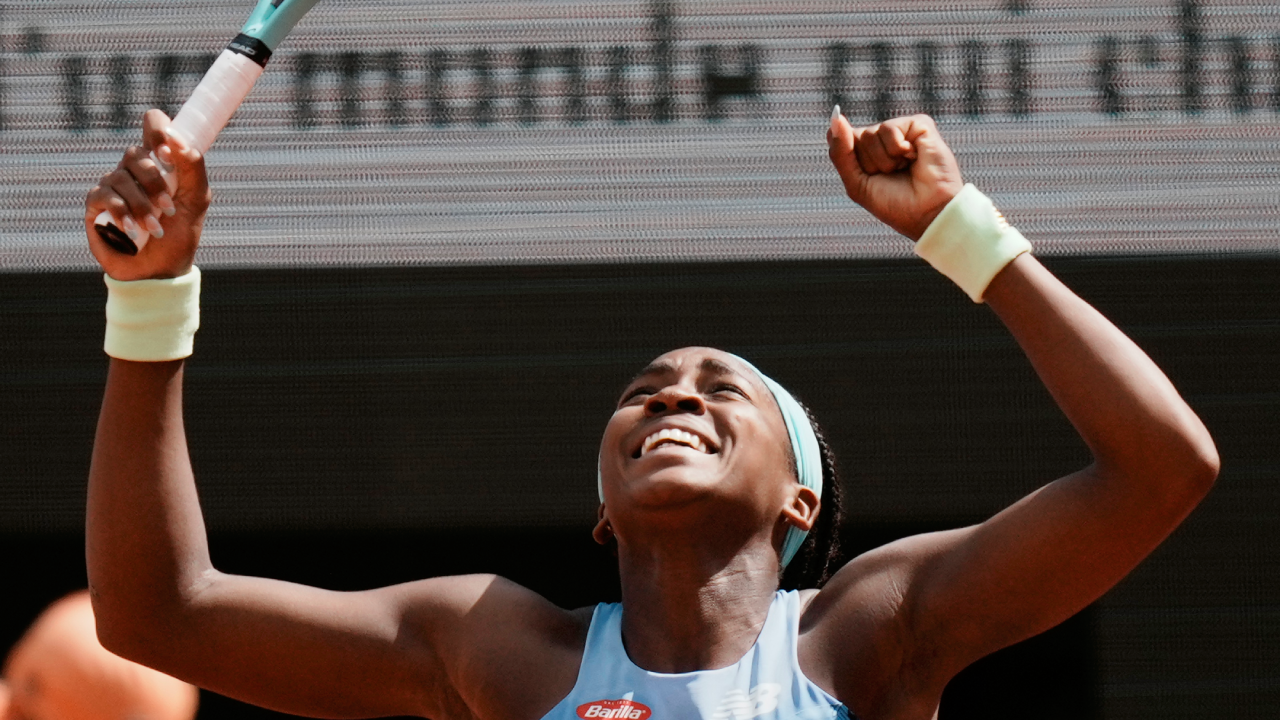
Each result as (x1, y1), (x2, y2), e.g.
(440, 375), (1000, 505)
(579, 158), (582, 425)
(826, 111), (1216, 486)
(983, 255), (1218, 488)
(87, 358), (215, 650)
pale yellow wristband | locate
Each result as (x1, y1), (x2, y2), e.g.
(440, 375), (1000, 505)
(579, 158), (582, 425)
(914, 184), (1032, 303)
(103, 266), (201, 361)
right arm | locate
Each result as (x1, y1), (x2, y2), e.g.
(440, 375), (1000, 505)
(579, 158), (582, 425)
(85, 111), (583, 720)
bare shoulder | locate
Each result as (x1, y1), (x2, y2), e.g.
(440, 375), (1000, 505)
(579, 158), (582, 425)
(798, 530), (966, 719)
(394, 574), (591, 720)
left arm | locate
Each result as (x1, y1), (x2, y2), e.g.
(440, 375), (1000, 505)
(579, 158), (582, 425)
(905, 251), (1217, 673)
(807, 114), (1218, 716)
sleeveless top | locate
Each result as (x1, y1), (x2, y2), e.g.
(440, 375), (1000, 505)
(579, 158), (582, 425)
(539, 590), (855, 720)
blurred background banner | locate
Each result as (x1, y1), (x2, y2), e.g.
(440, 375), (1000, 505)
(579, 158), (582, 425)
(1, 2), (1278, 719)
(1, 0), (1277, 269)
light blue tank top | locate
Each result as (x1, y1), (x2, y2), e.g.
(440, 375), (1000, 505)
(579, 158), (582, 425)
(540, 590), (854, 720)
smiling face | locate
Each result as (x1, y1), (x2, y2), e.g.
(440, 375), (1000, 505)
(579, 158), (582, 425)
(598, 347), (803, 546)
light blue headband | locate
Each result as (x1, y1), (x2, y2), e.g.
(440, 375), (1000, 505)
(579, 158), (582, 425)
(728, 355), (823, 568)
(597, 355), (823, 568)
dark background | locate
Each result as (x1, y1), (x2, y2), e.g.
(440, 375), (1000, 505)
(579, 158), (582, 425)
(2, 254), (1277, 718)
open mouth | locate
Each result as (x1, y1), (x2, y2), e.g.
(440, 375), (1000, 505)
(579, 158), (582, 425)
(633, 428), (717, 459)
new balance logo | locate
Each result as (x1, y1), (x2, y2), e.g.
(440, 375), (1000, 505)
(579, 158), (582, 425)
(711, 683), (782, 720)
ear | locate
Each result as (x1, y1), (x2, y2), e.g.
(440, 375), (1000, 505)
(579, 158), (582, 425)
(592, 503), (615, 545)
(780, 485), (821, 533)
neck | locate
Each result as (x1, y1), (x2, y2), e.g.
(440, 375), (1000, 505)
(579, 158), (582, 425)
(615, 531), (781, 673)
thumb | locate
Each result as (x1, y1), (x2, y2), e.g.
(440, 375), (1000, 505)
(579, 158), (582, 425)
(826, 107), (867, 205)
(140, 108), (172, 154)
(906, 123), (947, 170)
(159, 125), (209, 207)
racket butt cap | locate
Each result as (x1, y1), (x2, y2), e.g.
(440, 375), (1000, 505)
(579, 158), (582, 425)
(95, 221), (140, 256)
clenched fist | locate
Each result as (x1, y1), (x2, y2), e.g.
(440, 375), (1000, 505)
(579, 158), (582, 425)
(827, 111), (964, 241)
(85, 109), (211, 281)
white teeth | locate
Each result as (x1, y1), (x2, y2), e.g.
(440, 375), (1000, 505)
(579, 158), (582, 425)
(640, 428), (710, 456)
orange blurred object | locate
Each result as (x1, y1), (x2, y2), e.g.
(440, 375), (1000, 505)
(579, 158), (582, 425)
(2, 591), (198, 720)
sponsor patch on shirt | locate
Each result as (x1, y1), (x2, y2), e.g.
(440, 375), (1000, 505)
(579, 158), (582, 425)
(576, 699), (653, 719)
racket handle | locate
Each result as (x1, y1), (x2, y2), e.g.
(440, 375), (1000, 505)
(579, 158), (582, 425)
(171, 49), (265, 155)
(94, 49), (264, 255)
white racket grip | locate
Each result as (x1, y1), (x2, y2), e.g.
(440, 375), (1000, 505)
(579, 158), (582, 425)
(172, 49), (264, 154)
(94, 49), (263, 253)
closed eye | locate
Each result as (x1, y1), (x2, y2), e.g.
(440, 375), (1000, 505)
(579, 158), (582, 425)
(711, 383), (748, 398)
(619, 385), (656, 406)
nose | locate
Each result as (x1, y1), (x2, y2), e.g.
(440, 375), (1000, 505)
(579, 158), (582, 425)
(644, 385), (706, 417)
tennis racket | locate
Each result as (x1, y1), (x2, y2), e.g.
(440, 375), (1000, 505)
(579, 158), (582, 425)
(95, 0), (322, 255)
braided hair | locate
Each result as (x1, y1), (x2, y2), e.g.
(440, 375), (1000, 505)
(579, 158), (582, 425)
(779, 400), (847, 590)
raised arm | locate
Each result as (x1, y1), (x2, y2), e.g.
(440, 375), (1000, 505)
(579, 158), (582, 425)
(808, 113), (1218, 715)
(84, 111), (582, 720)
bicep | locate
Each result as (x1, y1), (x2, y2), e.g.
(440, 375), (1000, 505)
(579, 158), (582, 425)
(811, 464), (1209, 708)
(110, 571), (502, 719)
(902, 463), (1207, 679)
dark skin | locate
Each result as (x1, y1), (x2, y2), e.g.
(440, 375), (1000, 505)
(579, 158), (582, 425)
(84, 109), (1219, 720)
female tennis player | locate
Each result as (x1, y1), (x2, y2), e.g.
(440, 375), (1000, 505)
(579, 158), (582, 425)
(83, 108), (1218, 720)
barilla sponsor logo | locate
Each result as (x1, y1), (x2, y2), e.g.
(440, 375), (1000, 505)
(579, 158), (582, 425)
(576, 699), (652, 719)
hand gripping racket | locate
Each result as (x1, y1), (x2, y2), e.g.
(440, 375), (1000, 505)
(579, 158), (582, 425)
(95, 0), (321, 255)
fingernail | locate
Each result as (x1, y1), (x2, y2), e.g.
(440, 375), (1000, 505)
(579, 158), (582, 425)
(144, 215), (165, 238)
(157, 193), (176, 216)
(831, 104), (841, 122)
(162, 126), (186, 147)
(122, 216), (140, 241)
(155, 146), (175, 173)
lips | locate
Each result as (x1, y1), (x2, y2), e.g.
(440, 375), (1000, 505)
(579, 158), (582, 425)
(633, 427), (717, 458)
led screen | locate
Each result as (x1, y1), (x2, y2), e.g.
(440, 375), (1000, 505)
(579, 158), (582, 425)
(1, 0), (1277, 270)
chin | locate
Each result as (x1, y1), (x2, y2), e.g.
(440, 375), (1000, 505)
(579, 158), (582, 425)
(625, 468), (722, 509)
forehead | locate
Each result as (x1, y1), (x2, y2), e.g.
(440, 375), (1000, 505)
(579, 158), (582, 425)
(634, 347), (764, 390)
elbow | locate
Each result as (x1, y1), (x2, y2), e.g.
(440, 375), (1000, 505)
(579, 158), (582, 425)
(1183, 434), (1220, 497)
(1102, 424), (1220, 508)
(91, 592), (159, 665)
(93, 604), (147, 663)
(95, 622), (134, 661)
(94, 604), (190, 673)
(1156, 425), (1220, 506)
(1174, 408), (1220, 495)
(90, 584), (199, 668)
(93, 569), (222, 670)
